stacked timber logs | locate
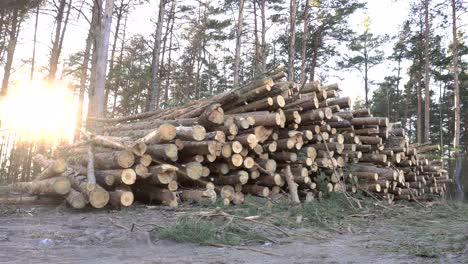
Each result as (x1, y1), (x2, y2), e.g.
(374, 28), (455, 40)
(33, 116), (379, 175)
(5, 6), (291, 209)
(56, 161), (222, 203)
(7, 67), (449, 208)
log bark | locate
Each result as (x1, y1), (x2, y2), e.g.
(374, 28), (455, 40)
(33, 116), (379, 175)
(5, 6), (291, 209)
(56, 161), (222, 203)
(146, 144), (178, 162)
(10, 177), (71, 196)
(180, 189), (217, 204)
(134, 185), (178, 208)
(67, 172), (110, 208)
(69, 150), (135, 170)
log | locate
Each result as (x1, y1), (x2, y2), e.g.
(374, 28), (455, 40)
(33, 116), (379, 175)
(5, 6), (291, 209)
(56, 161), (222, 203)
(134, 185), (178, 208)
(138, 154), (153, 167)
(67, 173), (110, 208)
(283, 165), (301, 203)
(32, 154), (67, 181)
(96, 168), (136, 185)
(358, 136), (382, 145)
(256, 173), (284, 187)
(234, 134), (258, 149)
(137, 123), (177, 144)
(69, 150), (135, 170)
(217, 171), (249, 185)
(270, 152), (297, 162)
(65, 188), (87, 209)
(197, 103), (225, 128)
(178, 162), (203, 180)
(326, 97), (351, 109)
(179, 141), (219, 156)
(148, 165), (178, 184)
(86, 144), (97, 191)
(241, 185), (270, 197)
(145, 144), (178, 162)
(301, 109), (324, 122)
(9, 176), (71, 196)
(351, 117), (389, 126)
(300, 81), (321, 93)
(251, 112), (285, 127)
(256, 159), (277, 174)
(175, 125), (206, 141)
(180, 189), (217, 204)
(109, 189), (134, 207)
(205, 131), (226, 143)
(352, 108), (371, 117)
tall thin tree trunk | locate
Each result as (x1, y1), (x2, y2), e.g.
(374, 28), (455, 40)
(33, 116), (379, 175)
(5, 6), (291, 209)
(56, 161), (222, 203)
(260, 0), (266, 72)
(57, 0), (73, 80)
(424, 0), (430, 142)
(148, 0), (166, 111)
(309, 28), (320, 82)
(253, 0), (259, 76)
(164, 0), (176, 104)
(112, 12), (128, 117)
(287, 0), (297, 81)
(75, 5), (96, 140)
(300, 0), (310, 84)
(88, 0), (115, 120)
(105, 1), (125, 111)
(0, 11), (5, 58)
(1, 8), (19, 96)
(439, 80), (445, 152)
(364, 41), (369, 107)
(30, 4), (39, 81)
(395, 54), (402, 120)
(159, 0), (173, 103)
(234, 0), (245, 88)
(417, 66), (423, 144)
(451, 0), (460, 149)
(48, 0), (66, 81)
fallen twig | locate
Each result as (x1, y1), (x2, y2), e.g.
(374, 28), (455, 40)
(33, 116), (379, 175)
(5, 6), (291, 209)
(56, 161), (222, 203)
(208, 243), (282, 256)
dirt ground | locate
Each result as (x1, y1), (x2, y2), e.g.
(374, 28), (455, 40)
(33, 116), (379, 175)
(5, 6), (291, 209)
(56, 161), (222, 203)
(0, 199), (467, 264)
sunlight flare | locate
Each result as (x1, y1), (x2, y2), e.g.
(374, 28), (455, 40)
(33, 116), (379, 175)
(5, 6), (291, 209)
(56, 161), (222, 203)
(0, 80), (77, 143)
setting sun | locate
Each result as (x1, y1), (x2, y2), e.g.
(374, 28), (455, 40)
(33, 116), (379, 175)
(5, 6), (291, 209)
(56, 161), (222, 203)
(0, 80), (77, 143)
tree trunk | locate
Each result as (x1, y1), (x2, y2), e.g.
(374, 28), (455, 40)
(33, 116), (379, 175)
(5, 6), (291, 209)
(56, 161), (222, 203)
(233, 0), (245, 88)
(253, 0), (259, 75)
(451, 0), (460, 149)
(9, 177), (71, 196)
(30, 4), (39, 80)
(260, 0), (266, 72)
(112, 13), (128, 117)
(309, 28), (321, 82)
(105, 1), (125, 111)
(394, 52), (402, 120)
(148, 0), (166, 111)
(48, 0), (66, 81)
(364, 38), (369, 107)
(1, 8), (19, 96)
(417, 64), (423, 144)
(88, 0), (115, 121)
(163, 0), (176, 104)
(56, 0), (73, 80)
(75, 18), (94, 141)
(424, 0), (430, 142)
(300, 0), (310, 84)
(287, 0), (297, 81)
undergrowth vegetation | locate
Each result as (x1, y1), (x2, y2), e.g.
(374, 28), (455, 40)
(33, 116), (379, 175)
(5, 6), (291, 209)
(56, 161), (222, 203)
(151, 193), (468, 260)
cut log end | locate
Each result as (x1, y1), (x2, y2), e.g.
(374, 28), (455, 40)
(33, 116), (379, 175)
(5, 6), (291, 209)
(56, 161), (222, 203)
(89, 188), (110, 209)
(54, 177), (72, 195)
(185, 162), (203, 180)
(123, 168), (138, 185)
(159, 123), (178, 141)
(117, 150), (136, 169)
(66, 189), (87, 209)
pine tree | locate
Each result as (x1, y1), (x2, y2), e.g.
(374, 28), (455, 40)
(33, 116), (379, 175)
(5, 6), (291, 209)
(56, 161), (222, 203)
(337, 16), (388, 107)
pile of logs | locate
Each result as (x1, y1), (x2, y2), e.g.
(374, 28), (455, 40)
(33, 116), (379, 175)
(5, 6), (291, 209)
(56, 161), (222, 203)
(7, 67), (450, 209)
